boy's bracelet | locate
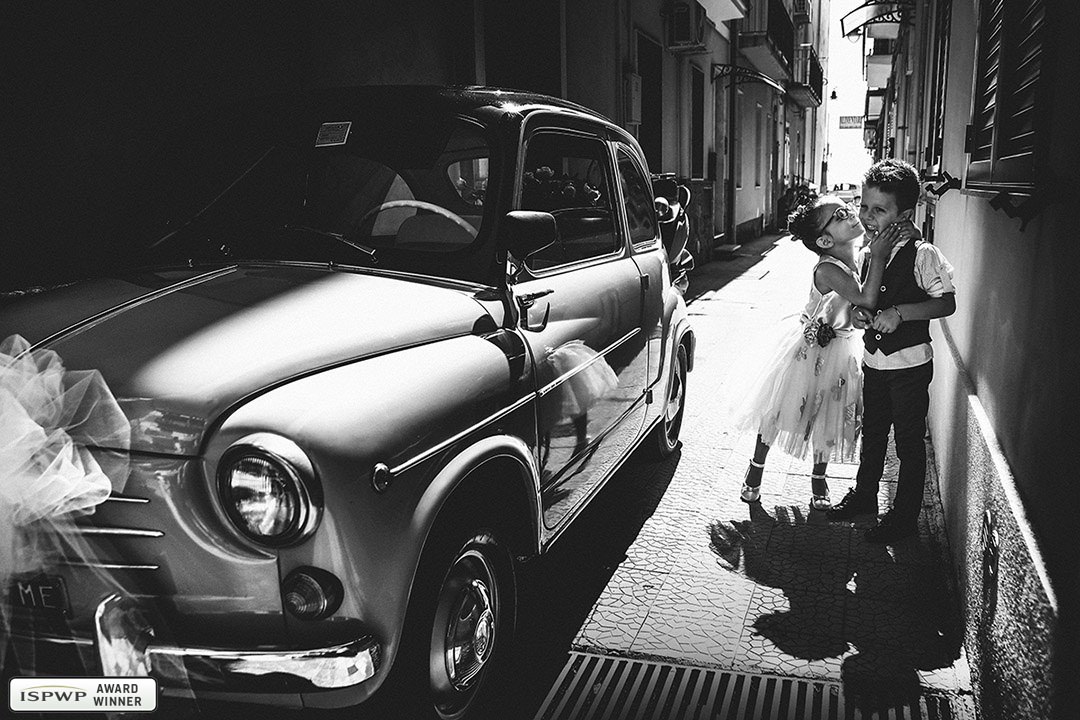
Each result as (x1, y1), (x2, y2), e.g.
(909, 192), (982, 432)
(892, 306), (904, 321)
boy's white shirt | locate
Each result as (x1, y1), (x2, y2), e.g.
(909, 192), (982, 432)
(856, 239), (957, 370)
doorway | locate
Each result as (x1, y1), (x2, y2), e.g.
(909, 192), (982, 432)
(636, 31), (663, 172)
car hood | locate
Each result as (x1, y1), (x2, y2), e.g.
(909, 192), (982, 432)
(0, 265), (496, 454)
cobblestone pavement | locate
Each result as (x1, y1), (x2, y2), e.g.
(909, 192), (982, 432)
(565, 234), (975, 715)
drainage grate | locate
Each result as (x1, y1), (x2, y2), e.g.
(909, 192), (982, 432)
(533, 652), (956, 720)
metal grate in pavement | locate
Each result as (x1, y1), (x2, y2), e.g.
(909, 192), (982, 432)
(533, 652), (956, 720)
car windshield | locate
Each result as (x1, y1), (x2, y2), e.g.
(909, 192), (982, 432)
(140, 116), (491, 275)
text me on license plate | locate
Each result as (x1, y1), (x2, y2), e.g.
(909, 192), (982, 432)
(9, 574), (71, 616)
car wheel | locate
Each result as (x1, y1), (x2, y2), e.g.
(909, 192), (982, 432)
(389, 517), (517, 720)
(650, 342), (688, 459)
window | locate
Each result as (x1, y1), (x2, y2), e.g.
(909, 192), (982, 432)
(616, 146), (657, 246)
(691, 65), (705, 178)
(735, 89), (744, 189)
(519, 131), (618, 270)
(967, 0), (1045, 188)
(924, 0), (953, 177)
(755, 103), (763, 187)
(446, 157), (488, 207)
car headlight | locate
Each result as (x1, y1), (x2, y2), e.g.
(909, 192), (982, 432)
(217, 434), (322, 547)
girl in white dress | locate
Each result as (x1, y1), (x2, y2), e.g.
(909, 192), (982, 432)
(735, 196), (909, 510)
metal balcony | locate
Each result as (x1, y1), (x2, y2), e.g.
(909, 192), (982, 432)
(738, 0), (795, 81)
(792, 0), (810, 25)
(787, 46), (823, 108)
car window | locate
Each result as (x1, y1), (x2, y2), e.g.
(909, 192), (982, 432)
(447, 157), (488, 208)
(141, 117), (490, 268)
(519, 131), (618, 271)
(615, 146), (657, 247)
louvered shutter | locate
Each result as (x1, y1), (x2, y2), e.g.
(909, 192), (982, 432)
(967, 0), (1004, 183)
(967, 0), (1044, 187)
(993, 0), (1044, 184)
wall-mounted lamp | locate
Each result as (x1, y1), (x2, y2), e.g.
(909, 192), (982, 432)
(830, 88), (838, 100)
(925, 171), (960, 198)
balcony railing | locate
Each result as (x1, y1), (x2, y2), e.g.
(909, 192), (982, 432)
(738, 0), (796, 80)
(787, 45), (823, 107)
(793, 0), (810, 25)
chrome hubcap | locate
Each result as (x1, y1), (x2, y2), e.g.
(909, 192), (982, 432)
(664, 353), (687, 442)
(665, 370), (683, 420)
(432, 547), (498, 708)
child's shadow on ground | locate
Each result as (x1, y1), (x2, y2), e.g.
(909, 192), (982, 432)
(708, 503), (962, 712)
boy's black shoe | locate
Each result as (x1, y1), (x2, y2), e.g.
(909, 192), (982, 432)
(827, 489), (877, 520)
(864, 513), (919, 544)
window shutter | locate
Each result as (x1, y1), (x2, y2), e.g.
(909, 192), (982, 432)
(993, 0), (1044, 184)
(967, 0), (1004, 182)
(926, 0), (953, 176)
(967, 0), (1044, 188)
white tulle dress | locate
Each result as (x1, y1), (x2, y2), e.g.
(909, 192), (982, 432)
(545, 339), (619, 417)
(735, 256), (864, 463)
(0, 334), (130, 576)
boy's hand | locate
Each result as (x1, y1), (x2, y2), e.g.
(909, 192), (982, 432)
(852, 306), (873, 329)
(872, 306), (903, 332)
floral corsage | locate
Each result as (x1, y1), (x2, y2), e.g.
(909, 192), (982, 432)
(803, 318), (837, 348)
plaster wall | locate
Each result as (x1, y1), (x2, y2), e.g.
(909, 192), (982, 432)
(921, 1), (1079, 717)
(565, 1), (620, 121)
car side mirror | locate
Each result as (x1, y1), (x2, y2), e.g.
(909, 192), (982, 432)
(502, 210), (558, 263)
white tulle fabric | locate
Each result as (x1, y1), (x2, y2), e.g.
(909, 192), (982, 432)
(545, 339), (619, 417)
(1, 334), (130, 575)
(734, 256), (864, 464)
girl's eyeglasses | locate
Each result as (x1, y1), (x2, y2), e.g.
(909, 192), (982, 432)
(821, 204), (855, 233)
(830, 205), (855, 221)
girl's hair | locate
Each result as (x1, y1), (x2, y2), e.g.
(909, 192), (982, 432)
(788, 196), (843, 254)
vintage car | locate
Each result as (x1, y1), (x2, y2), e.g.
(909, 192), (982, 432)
(1, 86), (694, 718)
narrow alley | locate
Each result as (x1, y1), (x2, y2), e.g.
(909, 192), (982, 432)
(533, 236), (976, 720)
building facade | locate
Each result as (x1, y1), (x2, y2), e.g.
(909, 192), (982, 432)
(3, 0), (830, 291)
(845, 0), (1079, 718)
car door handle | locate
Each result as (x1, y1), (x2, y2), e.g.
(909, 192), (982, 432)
(516, 288), (554, 310)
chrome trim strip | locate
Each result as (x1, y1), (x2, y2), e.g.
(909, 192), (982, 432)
(537, 328), (640, 398)
(28, 267), (238, 354)
(9, 632), (94, 648)
(58, 560), (160, 571)
(104, 493), (150, 505)
(389, 393), (535, 475)
(76, 527), (164, 538)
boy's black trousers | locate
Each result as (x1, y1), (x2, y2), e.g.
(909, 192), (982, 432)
(854, 361), (934, 522)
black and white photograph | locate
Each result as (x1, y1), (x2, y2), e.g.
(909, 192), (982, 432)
(1, 1), (1076, 719)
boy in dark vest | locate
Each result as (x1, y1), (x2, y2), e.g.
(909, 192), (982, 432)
(827, 159), (956, 543)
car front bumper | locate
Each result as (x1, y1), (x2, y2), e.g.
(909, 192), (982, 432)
(88, 594), (381, 694)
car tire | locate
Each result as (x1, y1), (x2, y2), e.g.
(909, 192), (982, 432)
(649, 342), (688, 459)
(384, 513), (518, 720)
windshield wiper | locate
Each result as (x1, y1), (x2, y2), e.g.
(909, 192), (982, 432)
(284, 225), (378, 263)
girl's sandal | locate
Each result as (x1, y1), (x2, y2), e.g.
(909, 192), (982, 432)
(740, 460), (765, 503)
(810, 473), (831, 511)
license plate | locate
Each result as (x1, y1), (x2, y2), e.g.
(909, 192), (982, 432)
(9, 574), (71, 616)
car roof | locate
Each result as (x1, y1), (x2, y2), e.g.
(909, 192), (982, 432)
(300, 84), (624, 136)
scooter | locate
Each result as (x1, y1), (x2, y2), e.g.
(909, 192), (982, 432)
(652, 174), (695, 295)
